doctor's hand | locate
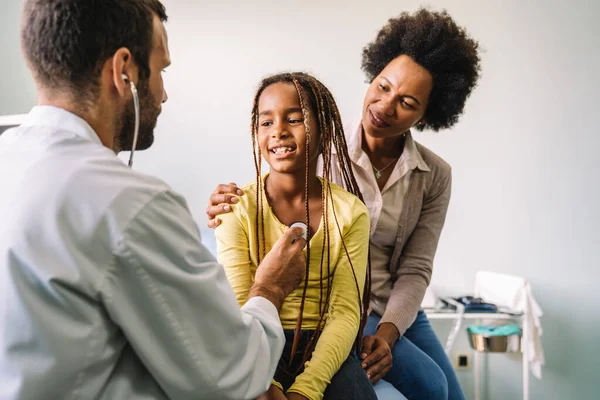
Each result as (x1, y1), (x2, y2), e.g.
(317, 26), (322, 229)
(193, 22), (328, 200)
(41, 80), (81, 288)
(249, 226), (307, 311)
(205, 182), (244, 228)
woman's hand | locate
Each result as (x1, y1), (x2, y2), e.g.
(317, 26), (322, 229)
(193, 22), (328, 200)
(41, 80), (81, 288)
(205, 182), (244, 228)
(375, 322), (400, 350)
(360, 334), (393, 384)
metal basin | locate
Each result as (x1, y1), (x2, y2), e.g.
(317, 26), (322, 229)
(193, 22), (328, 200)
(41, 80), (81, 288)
(468, 332), (521, 353)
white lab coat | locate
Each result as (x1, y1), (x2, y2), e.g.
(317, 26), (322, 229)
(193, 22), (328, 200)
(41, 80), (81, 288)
(0, 106), (284, 400)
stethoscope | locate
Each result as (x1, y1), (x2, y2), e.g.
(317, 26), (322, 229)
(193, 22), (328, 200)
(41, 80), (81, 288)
(290, 222), (308, 245)
(121, 73), (140, 168)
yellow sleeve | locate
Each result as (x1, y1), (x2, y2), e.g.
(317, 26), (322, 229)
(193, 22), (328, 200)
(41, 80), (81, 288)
(288, 206), (370, 400)
(215, 208), (252, 307)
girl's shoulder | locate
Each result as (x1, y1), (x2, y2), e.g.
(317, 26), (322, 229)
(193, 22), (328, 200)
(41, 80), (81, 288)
(322, 178), (369, 222)
(240, 179), (260, 196)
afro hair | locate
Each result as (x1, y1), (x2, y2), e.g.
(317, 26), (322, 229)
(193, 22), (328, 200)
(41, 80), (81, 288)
(362, 8), (481, 131)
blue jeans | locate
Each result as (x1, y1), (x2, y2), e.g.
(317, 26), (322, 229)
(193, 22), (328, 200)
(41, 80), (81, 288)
(373, 379), (407, 400)
(364, 311), (466, 400)
(275, 330), (377, 400)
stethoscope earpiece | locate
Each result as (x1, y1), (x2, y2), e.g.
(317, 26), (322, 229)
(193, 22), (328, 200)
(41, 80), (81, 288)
(120, 73), (140, 168)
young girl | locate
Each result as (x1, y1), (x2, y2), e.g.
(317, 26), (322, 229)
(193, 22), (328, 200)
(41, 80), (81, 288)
(215, 73), (374, 400)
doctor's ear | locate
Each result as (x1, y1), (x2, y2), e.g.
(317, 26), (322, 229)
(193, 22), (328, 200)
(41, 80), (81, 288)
(110, 47), (137, 96)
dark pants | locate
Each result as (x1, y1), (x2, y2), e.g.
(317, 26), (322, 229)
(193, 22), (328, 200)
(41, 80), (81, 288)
(275, 330), (377, 400)
(364, 311), (466, 400)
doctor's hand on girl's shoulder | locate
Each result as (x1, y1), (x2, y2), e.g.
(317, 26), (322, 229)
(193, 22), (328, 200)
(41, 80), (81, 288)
(206, 182), (245, 228)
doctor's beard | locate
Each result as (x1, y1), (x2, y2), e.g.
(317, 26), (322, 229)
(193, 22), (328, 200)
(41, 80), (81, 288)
(114, 79), (161, 152)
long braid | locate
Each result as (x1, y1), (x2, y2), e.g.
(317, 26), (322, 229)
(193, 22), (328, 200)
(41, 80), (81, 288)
(289, 76), (312, 363)
(250, 96), (263, 263)
(297, 74), (370, 364)
(251, 85), (272, 265)
(321, 86), (372, 347)
(314, 81), (329, 345)
(304, 73), (369, 362)
(299, 79), (334, 361)
(319, 82), (371, 309)
(321, 77), (371, 353)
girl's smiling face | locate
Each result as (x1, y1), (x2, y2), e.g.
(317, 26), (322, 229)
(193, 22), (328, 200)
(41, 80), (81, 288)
(257, 82), (320, 174)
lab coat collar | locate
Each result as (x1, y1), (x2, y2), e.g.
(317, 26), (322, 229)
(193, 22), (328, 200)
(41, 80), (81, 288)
(22, 105), (104, 147)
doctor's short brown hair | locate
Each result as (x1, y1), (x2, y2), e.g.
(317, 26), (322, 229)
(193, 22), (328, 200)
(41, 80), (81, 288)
(21, 0), (167, 105)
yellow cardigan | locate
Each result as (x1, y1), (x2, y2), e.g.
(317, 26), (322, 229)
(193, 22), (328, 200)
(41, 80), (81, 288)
(215, 176), (370, 400)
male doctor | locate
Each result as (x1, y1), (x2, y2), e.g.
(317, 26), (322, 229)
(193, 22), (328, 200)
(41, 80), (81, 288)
(0, 1), (307, 399)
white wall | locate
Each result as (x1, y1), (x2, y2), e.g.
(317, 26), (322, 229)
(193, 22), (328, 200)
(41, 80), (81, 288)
(2, 0), (598, 399)
(0, 0), (36, 114)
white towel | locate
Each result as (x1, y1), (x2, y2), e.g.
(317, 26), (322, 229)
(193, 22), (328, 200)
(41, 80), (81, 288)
(475, 271), (545, 379)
